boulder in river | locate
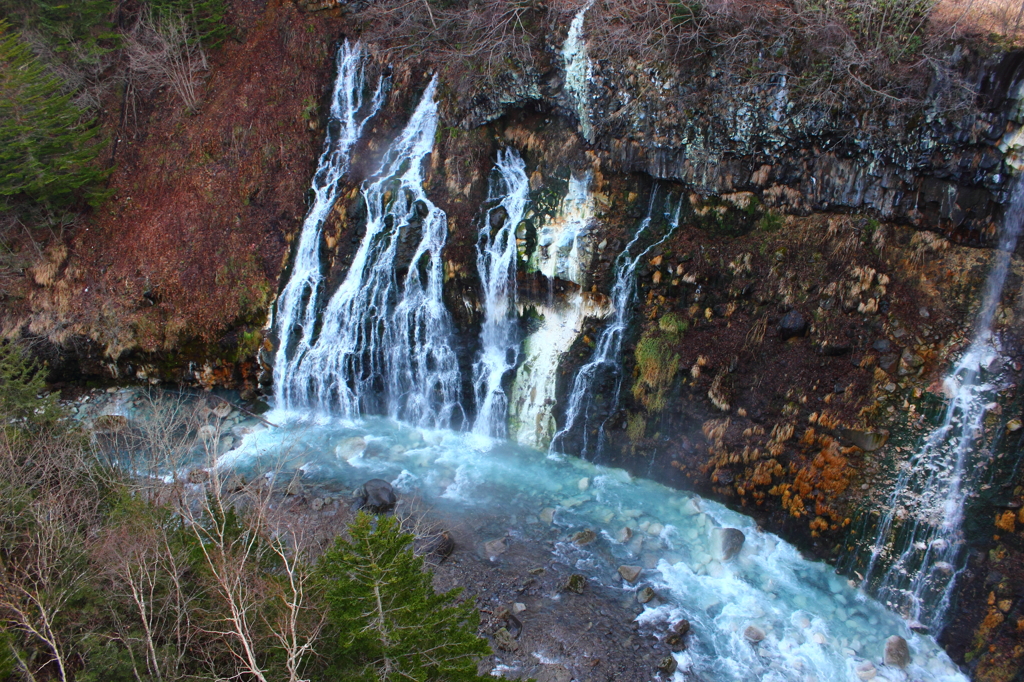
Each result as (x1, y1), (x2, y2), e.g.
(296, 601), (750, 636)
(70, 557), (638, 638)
(187, 468), (210, 484)
(855, 661), (877, 680)
(94, 414), (130, 433)
(712, 527), (746, 561)
(883, 635), (910, 669)
(664, 619), (690, 650)
(572, 529), (597, 545)
(483, 537), (507, 559)
(658, 656), (678, 675)
(637, 586), (656, 604)
(354, 479), (397, 513)
(618, 565), (643, 583)
(744, 625), (766, 643)
(335, 436), (367, 461)
(563, 574), (587, 594)
(493, 627), (518, 652)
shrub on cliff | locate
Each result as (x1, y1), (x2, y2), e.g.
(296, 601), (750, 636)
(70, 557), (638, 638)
(317, 512), (492, 681)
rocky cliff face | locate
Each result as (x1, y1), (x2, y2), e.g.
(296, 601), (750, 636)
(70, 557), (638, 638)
(458, 41), (1024, 246)
(10, 1), (1024, 677)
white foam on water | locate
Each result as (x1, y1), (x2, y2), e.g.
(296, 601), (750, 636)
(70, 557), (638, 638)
(216, 414), (967, 682)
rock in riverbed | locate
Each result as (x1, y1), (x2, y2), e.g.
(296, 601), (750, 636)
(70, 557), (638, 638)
(884, 635), (910, 669)
(618, 565), (643, 583)
(354, 479), (396, 513)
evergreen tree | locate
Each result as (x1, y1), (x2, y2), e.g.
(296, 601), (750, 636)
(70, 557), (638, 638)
(147, 0), (229, 48)
(0, 340), (60, 429)
(317, 513), (492, 682)
(33, 0), (119, 65)
(0, 19), (107, 208)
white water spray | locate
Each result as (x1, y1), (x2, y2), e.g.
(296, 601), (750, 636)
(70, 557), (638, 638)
(273, 41), (386, 395)
(473, 149), (530, 437)
(863, 178), (1024, 631)
(550, 190), (680, 459)
(281, 77), (463, 429)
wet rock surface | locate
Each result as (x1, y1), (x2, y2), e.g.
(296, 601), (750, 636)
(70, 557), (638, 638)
(428, 507), (670, 681)
(884, 635), (911, 669)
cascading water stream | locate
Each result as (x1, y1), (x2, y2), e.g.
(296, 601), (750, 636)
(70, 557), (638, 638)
(861, 177), (1024, 632)
(561, 0), (595, 143)
(550, 189), (680, 459)
(508, 172), (611, 449)
(273, 41), (386, 399)
(472, 149), (530, 438)
(282, 77), (463, 429)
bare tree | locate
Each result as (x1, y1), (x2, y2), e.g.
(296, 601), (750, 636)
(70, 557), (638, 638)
(0, 430), (104, 682)
(124, 9), (208, 111)
(95, 506), (203, 682)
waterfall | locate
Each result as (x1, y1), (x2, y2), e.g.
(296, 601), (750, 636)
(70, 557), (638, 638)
(508, 172), (611, 449)
(561, 1), (595, 143)
(862, 178), (1024, 632)
(550, 190), (680, 459)
(281, 77), (463, 429)
(272, 41), (386, 398)
(472, 149), (530, 438)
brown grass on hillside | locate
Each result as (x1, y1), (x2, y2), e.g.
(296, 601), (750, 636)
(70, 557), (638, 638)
(20, 1), (344, 357)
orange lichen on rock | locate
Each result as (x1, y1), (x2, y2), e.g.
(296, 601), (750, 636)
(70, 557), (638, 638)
(996, 511), (1017, 533)
(767, 423), (853, 528)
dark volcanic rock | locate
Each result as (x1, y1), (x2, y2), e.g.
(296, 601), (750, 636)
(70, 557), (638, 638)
(715, 528), (746, 561)
(417, 530), (455, 562)
(778, 310), (808, 339)
(354, 479), (397, 513)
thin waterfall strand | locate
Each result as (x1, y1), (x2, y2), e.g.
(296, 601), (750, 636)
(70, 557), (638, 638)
(273, 41), (386, 404)
(285, 77), (463, 428)
(550, 190), (680, 459)
(863, 177), (1024, 631)
(473, 149), (529, 437)
(561, 1), (595, 143)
